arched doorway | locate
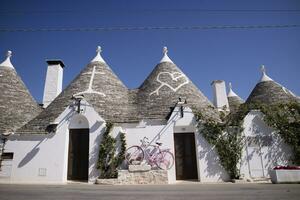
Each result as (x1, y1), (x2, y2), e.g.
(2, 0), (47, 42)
(68, 115), (89, 181)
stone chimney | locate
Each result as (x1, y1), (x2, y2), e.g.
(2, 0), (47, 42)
(42, 60), (65, 108)
(211, 80), (229, 111)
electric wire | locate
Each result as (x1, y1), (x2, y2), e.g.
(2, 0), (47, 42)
(0, 24), (299, 32)
(0, 9), (300, 15)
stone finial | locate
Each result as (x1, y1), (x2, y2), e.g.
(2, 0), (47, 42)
(163, 46), (168, 54)
(96, 46), (102, 54)
(91, 46), (106, 63)
(260, 65), (273, 82)
(261, 65), (266, 73)
(227, 82), (238, 97)
(0, 50), (14, 69)
(6, 50), (12, 58)
(160, 46), (174, 64)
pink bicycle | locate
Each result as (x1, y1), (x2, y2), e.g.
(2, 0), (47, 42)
(125, 137), (175, 170)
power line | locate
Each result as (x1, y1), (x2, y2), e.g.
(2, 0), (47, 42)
(0, 24), (299, 32)
(0, 9), (300, 15)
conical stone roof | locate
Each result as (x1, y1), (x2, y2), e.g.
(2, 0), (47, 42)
(0, 51), (41, 133)
(18, 47), (221, 133)
(137, 47), (219, 121)
(227, 83), (244, 113)
(246, 66), (299, 105)
(18, 47), (129, 133)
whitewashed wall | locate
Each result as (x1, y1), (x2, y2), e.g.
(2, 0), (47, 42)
(116, 120), (176, 183)
(2, 100), (105, 183)
(174, 107), (229, 182)
(112, 106), (229, 183)
(2, 103), (232, 184)
(128, 106), (229, 183)
(240, 110), (292, 179)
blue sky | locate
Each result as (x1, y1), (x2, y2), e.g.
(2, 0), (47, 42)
(0, 0), (299, 103)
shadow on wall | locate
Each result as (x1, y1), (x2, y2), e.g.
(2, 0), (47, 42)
(197, 133), (229, 181)
(16, 133), (55, 168)
(146, 110), (180, 146)
(248, 116), (292, 176)
(16, 107), (77, 169)
(89, 120), (105, 181)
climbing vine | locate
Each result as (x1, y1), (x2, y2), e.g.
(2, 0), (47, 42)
(195, 112), (244, 179)
(235, 102), (300, 165)
(97, 122), (126, 179)
(259, 102), (300, 165)
(196, 101), (300, 180)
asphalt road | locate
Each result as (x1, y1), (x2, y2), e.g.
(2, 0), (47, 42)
(0, 183), (299, 200)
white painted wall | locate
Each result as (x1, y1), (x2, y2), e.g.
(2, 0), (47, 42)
(240, 110), (292, 179)
(111, 106), (229, 183)
(2, 104), (230, 184)
(2, 100), (106, 184)
(5, 133), (66, 183)
(5, 103), (291, 184)
(113, 119), (176, 183)
(129, 106), (229, 183)
(172, 107), (229, 182)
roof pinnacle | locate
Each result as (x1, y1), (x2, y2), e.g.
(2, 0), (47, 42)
(96, 46), (102, 53)
(227, 82), (238, 97)
(0, 50), (14, 69)
(91, 46), (106, 63)
(163, 46), (168, 54)
(260, 65), (273, 82)
(160, 46), (174, 64)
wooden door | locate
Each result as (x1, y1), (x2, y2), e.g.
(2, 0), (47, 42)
(68, 129), (89, 181)
(174, 133), (198, 180)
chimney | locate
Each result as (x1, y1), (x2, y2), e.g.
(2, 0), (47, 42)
(42, 60), (65, 108)
(211, 80), (229, 111)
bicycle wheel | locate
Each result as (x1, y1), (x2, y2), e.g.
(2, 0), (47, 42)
(125, 145), (144, 165)
(143, 145), (158, 167)
(155, 150), (175, 170)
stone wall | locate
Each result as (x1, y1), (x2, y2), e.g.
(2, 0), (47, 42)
(96, 169), (168, 185)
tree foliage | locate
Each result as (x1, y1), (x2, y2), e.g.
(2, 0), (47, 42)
(195, 112), (244, 179)
(97, 122), (126, 179)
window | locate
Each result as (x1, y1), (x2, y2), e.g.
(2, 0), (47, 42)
(1, 152), (14, 160)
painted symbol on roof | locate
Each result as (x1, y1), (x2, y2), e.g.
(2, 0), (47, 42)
(149, 71), (189, 96)
(74, 66), (106, 97)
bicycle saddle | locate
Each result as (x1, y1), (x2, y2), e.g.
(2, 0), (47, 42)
(156, 142), (162, 146)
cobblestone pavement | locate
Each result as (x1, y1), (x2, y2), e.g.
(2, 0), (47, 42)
(0, 182), (299, 200)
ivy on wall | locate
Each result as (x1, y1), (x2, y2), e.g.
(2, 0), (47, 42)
(195, 112), (244, 179)
(259, 102), (300, 165)
(97, 122), (126, 179)
(196, 101), (300, 180)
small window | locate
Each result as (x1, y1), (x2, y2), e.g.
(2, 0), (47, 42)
(2, 152), (14, 160)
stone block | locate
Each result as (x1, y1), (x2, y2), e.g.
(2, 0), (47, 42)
(96, 178), (119, 185)
(96, 169), (168, 185)
(128, 164), (151, 172)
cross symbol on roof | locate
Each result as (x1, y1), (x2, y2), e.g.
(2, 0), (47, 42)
(74, 66), (106, 97)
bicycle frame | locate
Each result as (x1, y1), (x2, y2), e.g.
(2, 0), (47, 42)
(139, 137), (169, 168)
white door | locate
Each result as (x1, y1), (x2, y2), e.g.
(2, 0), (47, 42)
(0, 160), (13, 178)
(247, 146), (264, 178)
